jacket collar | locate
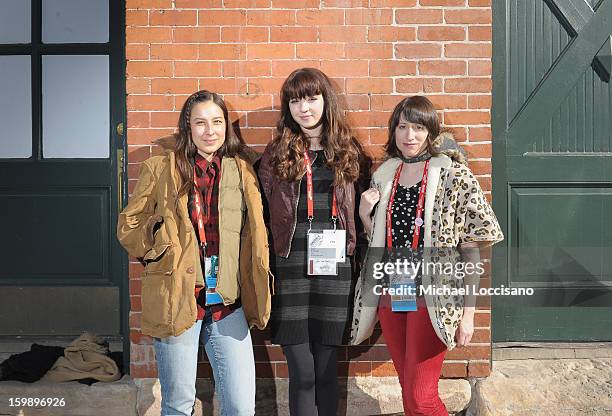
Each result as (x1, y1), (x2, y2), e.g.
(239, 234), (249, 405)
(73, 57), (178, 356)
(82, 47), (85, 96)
(374, 154), (452, 183)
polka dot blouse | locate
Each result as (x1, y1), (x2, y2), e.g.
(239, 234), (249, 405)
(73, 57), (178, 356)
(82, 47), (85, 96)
(391, 182), (425, 295)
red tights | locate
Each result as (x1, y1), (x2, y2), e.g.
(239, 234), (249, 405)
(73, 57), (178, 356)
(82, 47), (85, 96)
(378, 298), (448, 416)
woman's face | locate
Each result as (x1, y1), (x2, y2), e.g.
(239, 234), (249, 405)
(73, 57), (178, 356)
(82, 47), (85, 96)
(189, 100), (226, 160)
(394, 115), (429, 158)
(288, 94), (325, 131)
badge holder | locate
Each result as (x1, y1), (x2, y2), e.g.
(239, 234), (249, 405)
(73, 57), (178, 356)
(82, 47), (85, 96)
(204, 255), (223, 305)
(390, 283), (417, 311)
(390, 266), (417, 312)
(306, 217), (346, 276)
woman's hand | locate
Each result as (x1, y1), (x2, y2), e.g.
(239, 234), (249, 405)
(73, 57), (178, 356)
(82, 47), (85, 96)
(455, 308), (475, 347)
(359, 188), (380, 236)
(359, 188), (380, 220)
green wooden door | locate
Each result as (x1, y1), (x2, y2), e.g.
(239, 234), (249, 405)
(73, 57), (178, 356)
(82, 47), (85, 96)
(492, 0), (612, 341)
(0, 0), (127, 342)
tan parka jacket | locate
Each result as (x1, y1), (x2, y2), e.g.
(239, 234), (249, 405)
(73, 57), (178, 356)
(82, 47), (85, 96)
(117, 145), (272, 339)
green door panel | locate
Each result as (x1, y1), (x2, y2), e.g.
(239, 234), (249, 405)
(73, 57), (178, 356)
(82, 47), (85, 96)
(509, 186), (612, 285)
(0, 287), (120, 336)
(2, 190), (111, 281)
(495, 307), (612, 341)
(507, 0), (571, 121)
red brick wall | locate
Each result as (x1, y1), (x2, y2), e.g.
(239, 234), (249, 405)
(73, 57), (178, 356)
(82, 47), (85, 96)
(126, 0), (493, 379)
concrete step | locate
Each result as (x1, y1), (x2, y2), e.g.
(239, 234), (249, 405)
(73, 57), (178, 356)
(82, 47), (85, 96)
(0, 376), (137, 416)
(0, 376), (469, 416)
(467, 358), (612, 416)
(135, 377), (470, 416)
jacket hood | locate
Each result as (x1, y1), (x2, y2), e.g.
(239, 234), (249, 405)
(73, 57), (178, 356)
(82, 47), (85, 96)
(153, 134), (261, 165)
(432, 131), (468, 165)
(154, 134), (178, 151)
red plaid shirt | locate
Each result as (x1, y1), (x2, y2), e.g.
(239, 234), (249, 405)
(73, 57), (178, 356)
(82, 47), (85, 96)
(190, 153), (238, 321)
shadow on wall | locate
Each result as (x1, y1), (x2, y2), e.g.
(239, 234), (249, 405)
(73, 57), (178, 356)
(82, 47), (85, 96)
(224, 74), (380, 153)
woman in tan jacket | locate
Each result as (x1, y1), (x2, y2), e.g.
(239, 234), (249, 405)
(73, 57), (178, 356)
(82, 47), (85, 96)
(117, 90), (271, 416)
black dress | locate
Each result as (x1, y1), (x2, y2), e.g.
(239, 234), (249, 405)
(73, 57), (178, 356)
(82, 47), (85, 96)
(270, 150), (353, 345)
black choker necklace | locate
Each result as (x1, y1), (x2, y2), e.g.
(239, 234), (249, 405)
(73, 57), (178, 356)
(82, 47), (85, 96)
(399, 152), (431, 164)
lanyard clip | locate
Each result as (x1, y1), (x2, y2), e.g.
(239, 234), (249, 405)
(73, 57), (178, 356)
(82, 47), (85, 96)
(307, 216), (313, 232)
(331, 216), (337, 231)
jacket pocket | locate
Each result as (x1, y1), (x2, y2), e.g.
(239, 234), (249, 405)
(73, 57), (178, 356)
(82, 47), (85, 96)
(143, 242), (174, 275)
(141, 273), (173, 328)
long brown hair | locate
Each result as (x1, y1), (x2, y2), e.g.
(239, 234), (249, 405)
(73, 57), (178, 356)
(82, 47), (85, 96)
(385, 95), (441, 159)
(174, 90), (246, 197)
(269, 68), (361, 185)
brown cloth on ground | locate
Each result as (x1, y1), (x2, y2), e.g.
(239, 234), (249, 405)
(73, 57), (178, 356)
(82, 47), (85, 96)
(42, 332), (120, 383)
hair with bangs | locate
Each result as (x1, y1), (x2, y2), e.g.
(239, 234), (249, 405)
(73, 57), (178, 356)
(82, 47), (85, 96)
(385, 95), (441, 159)
(269, 67), (361, 185)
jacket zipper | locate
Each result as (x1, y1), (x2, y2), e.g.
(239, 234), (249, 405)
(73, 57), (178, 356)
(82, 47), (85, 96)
(285, 151), (318, 257)
(366, 182), (378, 246)
(369, 211), (376, 245)
(284, 177), (301, 257)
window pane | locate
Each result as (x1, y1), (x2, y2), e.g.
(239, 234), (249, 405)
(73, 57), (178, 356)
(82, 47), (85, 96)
(0, 0), (31, 44)
(43, 0), (108, 43)
(0, 56), (32, 158)
(42, 55), (109, 159)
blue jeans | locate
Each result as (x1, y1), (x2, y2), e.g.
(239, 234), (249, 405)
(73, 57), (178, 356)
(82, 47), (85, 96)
(153, 307), (256, 416)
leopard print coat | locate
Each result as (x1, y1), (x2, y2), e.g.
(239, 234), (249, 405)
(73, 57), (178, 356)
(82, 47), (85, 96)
(350, 152), (503, 350)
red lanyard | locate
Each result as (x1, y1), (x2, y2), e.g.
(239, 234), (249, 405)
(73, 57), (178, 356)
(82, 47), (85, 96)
(192, 166), (213, 251)
(304, 151), (337, 229)
(386, 160), (429, 250)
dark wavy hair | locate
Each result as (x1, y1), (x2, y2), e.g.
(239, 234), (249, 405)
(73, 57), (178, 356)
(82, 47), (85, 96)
(174, 90), (246, 197)
(385, 95), (441, 159)
(269, 68), (361, 185)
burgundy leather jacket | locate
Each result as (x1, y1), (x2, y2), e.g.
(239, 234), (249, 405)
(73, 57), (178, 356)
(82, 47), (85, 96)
(257, 143), (369, 258)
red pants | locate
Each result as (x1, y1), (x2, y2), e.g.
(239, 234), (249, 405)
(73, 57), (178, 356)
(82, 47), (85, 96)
(378, 297), (448, 416)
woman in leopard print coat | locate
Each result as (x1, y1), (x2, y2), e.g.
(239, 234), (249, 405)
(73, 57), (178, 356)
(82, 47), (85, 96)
(351, 96), (503, 415)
